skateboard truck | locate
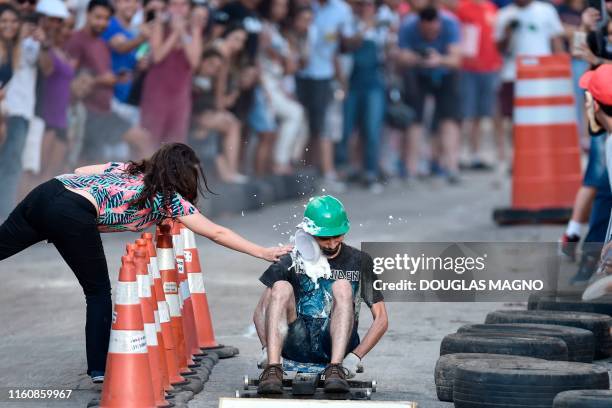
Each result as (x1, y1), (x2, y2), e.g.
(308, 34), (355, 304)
(238, 359), (376, 400)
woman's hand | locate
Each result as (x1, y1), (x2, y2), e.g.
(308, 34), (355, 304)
(179, 213), (293, 262)
(259, 245), (293, 262)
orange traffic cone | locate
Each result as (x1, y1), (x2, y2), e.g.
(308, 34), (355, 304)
(135, 238), (171, 394)
(182, 226), (218, 349)
(129, 245), (171, 408)
(156, 224), (192, 374)
(147, 232), (187, 386)
(181, 225), (238, 358)
(494, 54), (582, 225)
(100, 256), (155, 408)
(171, 222), (201, 358)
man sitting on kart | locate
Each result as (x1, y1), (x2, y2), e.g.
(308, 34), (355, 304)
(253, 195), (388, 394)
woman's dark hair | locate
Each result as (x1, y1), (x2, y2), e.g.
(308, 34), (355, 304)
(0, 4), (20, 19)
(87, 0), (114, 14)
(201, 46), (224, 61)
(221, 21), (246, 38)
(125, 143), (214, 212)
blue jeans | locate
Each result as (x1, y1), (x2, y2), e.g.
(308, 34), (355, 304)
(571, 58), (589, 136)
(336, 86), (386, 179)
(583, 169), (612, 256)
(583, 135), (605, 187)
(0, 116), (29, 218)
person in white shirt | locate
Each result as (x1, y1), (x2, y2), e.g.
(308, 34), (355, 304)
(493, 0), (565, 173)
(0, 5), (53, 219)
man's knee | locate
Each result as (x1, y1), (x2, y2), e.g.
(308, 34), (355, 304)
(332, 279), (352, 303)
(253, 289), (271, 323)
(271, 281), (294, 303)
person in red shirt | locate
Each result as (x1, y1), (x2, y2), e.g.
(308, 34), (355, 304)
(456, 0), (502, 169)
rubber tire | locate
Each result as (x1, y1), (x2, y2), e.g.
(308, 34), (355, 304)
(529, 294), (612, 317)
(434, 353), (543, 402)
(440, 332), (569, 361)
(453, 359), (610, 408)
(484, 310), (612, 359)
(553, 390), (612, 408)
(457, 323), (595, 363)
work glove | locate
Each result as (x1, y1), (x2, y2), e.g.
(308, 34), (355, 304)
(257, 346), (268, 368)
(342, 352), (362, 379)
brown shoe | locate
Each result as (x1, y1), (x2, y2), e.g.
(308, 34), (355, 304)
(257, 364), (284, 394)
(323, 363), (350, 393)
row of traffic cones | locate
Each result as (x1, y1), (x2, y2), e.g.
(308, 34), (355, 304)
(94, 222), (238, 407)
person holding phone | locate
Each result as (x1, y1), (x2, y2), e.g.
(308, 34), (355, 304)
(102, 0), (151, 127)
(66, 0), (153, 164)
(0, 3), (56, 220)
(394, 5), (462, 184)
(140, 0), (207, 146)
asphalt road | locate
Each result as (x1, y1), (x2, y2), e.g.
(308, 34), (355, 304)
(1, 170), (609, 408)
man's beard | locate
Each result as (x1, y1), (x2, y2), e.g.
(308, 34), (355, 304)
(321, 244), (341, 257)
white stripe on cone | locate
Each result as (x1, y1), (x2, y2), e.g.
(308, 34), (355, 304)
(137, 274), (152, 298)
(115, 281), (140, 305)
(144, 323), (158, 346)
(172, 235), (184, 257)
(166, 294), (181, 317)
(157, 248), (175, 270)
(180, 281), (190, 301)
(108, 330), (148, 354)
(149, 257), (161, 279)
(514, 105), (576, 126)
(188, 273), (205, 294)
(158, 301), (171, 323)
(515, 78), (573, 98)
(182, 228), (197, 249)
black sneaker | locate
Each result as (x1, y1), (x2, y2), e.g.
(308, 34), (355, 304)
(257, 364), (284, 394)
(570, 253), (599, 284)
(560, 233), (580, 262)
(90, 371), (104, 384)
(323, 363), (349, 393)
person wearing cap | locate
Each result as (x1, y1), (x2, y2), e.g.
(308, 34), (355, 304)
(253, 195), (388, 394)
(0, 1), (57, 220)
(579, 65), (612, 190)
(580, 65), (612, 294)
(35, 0), (75, 182)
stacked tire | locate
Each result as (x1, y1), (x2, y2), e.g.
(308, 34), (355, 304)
(485, 310), (612, 359)
(453, 360), (610, 408)
(456, 323), (595, 362)
(434, 308), (612, 406)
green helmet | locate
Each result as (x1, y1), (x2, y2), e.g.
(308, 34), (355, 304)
(301, 195), (350, 237)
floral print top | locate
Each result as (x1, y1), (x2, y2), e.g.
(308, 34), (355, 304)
(55, 162), (198, 232)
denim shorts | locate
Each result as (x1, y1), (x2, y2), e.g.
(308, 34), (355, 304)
(248, 86), (277, 133)
(584, 135), (606, 187)
(460, 70), (499, 119)
(281, 314), (360, 364)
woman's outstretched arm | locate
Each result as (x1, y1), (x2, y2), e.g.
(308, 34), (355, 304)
(74, 164), (112, 175)
(178, 213), (292, 262)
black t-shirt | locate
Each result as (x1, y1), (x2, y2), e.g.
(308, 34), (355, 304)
(260, 244), (384, 327)
(218, 0), (262, 62)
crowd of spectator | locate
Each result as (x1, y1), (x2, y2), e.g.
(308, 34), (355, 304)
(0, 0), (609, 219)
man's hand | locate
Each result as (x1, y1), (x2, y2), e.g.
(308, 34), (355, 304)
(342, 352), (362, 379)
(423, 49), (443, 68)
